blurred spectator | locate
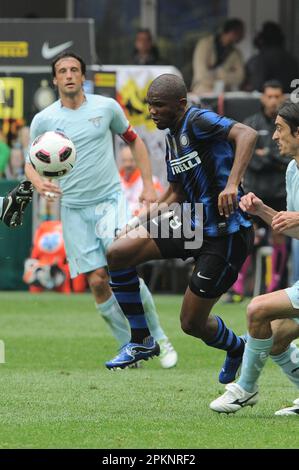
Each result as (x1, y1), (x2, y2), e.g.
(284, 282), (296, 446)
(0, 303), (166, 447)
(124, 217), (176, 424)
(23, 220), (87, 294)
(191, 18), (245, 94)
(245, 22), (299, 93)
(132, 28), (163, 65)
(233, 80), (290, 297)
(0, 129), (10, 178)
(119, 144), (164, 216)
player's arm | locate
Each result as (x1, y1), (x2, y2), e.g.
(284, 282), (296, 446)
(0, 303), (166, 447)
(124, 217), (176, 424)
(128, 135), (157, 204)
(120, 125), (156, 205)
(218, 123), (258, 217)
(240, 192), (299, 238)
(25, 162), (62, 200)
(118, 182), (185, 237)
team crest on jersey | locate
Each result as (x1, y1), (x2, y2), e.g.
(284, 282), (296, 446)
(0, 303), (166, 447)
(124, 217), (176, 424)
(88, 116), (102, 127)
(180, 134), (189, 147)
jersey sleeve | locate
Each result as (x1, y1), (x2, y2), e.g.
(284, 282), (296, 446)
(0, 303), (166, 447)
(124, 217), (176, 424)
(109, 99), (130, 135)
(191, 109), (236, 140)
(286, 160), (295, 211)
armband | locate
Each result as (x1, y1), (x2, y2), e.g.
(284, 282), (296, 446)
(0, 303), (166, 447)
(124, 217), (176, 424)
(121, 125), (138, 143)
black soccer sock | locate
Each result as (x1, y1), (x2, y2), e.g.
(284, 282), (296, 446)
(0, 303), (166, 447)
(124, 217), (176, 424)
(109, 267), (150, 344)
(205, 315), (245, 357)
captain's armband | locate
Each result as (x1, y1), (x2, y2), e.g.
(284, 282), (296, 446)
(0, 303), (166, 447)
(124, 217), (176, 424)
(120, 125), (138, 143)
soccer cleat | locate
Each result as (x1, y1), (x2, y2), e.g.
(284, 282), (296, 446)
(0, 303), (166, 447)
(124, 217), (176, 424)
(274, 398), (299, 416)
(158, 338), (178, 369)
(0, 180), (33, 228)
(218, 334), (247, 384)
(105, 335), (160, 370)
(209, 382), (259, 414)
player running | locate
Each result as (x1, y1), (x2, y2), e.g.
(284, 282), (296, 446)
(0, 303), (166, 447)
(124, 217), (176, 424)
(105, 73), (257, 376)
(210, 101), (299, 416)
(25, 52), (177, 369)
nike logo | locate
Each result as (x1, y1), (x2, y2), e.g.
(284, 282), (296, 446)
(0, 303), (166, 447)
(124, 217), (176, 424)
(197, 272), (211, 280)
(41, 41), (74, 59)
(291, 366), (299, 373)
(232, 391), (258, 407)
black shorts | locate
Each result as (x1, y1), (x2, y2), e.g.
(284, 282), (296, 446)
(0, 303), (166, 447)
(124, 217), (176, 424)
(145, 211), (254, 299)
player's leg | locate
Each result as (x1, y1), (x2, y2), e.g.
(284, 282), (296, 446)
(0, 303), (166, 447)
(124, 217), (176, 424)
(61, 205), (131, 347)
(210, 289), (299, 413)
(183, 226), (253, 384)
(139, 278), (178, 368)
(271, 318), (299, 415)
(96, 193), (177, 368)
(105, 226), (163, 368)
(0, 180), (33, 227)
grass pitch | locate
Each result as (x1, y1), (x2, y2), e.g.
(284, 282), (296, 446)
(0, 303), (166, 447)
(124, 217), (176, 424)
(0, 291), (298, 449)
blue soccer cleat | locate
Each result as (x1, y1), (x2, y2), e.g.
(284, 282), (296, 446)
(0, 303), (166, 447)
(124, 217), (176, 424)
(105, 336), (160, 370)
(218, 335), (247, 384)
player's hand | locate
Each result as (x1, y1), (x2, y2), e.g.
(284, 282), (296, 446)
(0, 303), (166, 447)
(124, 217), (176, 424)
(139, 185), (157, 207)
(35, 179), (62, 201)
(218, 183), (238, 217)
(272, 211), (299, 233)
(239, 192), (264, 215)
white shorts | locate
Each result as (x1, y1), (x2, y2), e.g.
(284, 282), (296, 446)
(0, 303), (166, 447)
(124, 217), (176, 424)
(61, 192), (130, 278)
(285, 280), (299, 324)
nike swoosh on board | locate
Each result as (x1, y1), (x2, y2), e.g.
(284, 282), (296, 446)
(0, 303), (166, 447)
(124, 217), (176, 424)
(41, 41), (74, 59)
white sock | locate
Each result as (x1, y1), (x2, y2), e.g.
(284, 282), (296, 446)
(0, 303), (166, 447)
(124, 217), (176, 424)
(96, 294), (130, 347)
(139, 278), (166, 342)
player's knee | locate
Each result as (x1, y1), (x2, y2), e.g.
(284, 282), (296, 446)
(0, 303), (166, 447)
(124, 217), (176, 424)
(106, 244), (126, 269)
(247, 297), (269, 326)
(180, 317), (195, 336)
(87, 269), (109, 292)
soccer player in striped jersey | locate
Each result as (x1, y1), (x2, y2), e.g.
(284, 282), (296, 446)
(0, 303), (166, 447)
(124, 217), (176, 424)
(105, 73), (257, 374)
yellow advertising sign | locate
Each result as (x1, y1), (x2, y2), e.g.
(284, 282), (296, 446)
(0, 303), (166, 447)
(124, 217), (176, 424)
(0, 78), (23, 119)
(119, 77), (155, 130)
(94, 72), (116, 88)
(0, 41), (28, 58)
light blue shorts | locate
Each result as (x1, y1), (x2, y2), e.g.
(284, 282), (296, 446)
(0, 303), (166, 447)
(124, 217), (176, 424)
(61, 192), (130, 278)
(285, 280), (299, 324)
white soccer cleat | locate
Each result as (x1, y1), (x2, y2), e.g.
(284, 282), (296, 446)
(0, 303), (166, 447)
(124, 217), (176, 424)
(275, 398), (299, 416)
(158, 338), (178, 369)
(209, 383), (259, 414)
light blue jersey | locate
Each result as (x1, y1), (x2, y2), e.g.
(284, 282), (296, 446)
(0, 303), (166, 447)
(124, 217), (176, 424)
(286, 159), (299, 212)
(284, 160), (299, 319)
(28, 94), (129, 207)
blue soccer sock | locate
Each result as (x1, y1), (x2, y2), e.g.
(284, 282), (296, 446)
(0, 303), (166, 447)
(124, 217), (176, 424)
(271, 343), (299, 389)
(109, 267), (150, 343)
(237, 334), (273, 393)
(139, 278), (167, 342)
(205, 316), (245, 357)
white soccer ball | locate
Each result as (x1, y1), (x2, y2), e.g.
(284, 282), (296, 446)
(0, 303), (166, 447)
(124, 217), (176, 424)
(29, 131), (76, 179)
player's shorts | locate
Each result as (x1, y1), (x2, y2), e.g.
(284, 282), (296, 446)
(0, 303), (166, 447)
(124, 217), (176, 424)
(146, 210), (254, 299)
(61, 192), (130, 278)
(284, 281), (299, 324)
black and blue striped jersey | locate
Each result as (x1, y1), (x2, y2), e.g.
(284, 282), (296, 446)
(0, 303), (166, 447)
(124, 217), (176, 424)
(165, 106), (252, 237)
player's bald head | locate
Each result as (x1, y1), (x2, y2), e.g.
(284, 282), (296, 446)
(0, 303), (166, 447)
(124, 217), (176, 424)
(147, 74), (187, 101)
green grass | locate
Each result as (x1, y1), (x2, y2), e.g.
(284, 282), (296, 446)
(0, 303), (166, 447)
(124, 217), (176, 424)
(0, 292), (298, 449)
